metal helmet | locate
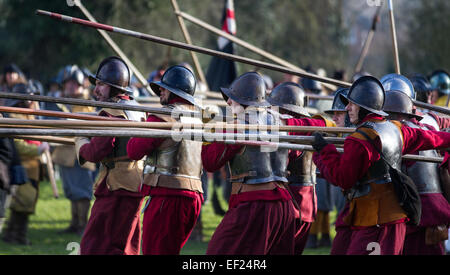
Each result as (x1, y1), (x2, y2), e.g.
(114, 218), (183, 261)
(150, 65), (200, 107)
(266, 82), (310, 117)
(410, 75), (433, 103)
(63, 65), (84, 86)
(340, 76), (388, 116)
(300, 78), (322, 94)
(383, 90), (422, 120)
(5, 83), (34, 107)
(429, 69), (450, 95)
(3, 63), (24, 77)
(220, 71), (269, 107)
(380, 73), (416, 100)
(325, 88), (349, 114)
(351, 71), (371, 82)
(89, 56), (132, 94)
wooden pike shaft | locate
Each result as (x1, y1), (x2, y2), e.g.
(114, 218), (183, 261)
(0, 128), (442, 163)
(0, 118), (356, 134)
(175, 10), (337, 92)
(388, 0), (401, 74)
(11, 135), (75, 145)
(75, 0), (156, 96)
(35, 9), (351, 88)
(34, 10), (450, 115)
(0, 127), (345, 145)
(170, 0), (209, 88)
(354, 3), (383, 73)
(0, 106), (123, 121)
(0, 92), (200, 118)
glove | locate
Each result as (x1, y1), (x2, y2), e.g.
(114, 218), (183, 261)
(37, 142), (50, 155)
(312, 132), (329, 152)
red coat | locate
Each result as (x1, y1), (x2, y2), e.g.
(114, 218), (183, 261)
(313, 114), (450, 191)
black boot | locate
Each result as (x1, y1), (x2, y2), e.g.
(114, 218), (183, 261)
(2, 210), (20, 244)
(59, 200), (78, 234)
(76, 199), (90, 236)
(15, 211), (31, 245)
(189, 216), (203, 242)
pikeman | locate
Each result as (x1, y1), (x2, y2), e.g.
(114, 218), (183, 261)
(382, 90), (450, 255)
(76, 56), (146, 254)
(409, 75), (450, 131)
(1, 83), (49, 245)
(126, 65), (204, 255)
(322, 88), (354, 255)
(265, 81), (335, 254)
(53, 65), (96, 236)
(430, 70), (450, 108)
(312, 76), (450, 255)
(202, 72), (297, 255)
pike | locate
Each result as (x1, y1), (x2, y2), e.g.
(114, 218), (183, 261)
(0, 92), (203, 118)
(170, 0), (209, 88)
(34, 10), (450, 116)
(0, 105), (124, 121)
(0, 128), (442, 164)
(35, 9), (350, 89)
(0, 118), (356, 134)
(0, 127), (345, 145)
(174, 9), (337, 92)
(73, 0), (156, 96)
(354, 2), (383, 73)
(388, 0), (401, 74)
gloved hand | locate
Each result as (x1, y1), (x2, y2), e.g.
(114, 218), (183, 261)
(37, 142), (50, 155)
(312, 132), (329, 152)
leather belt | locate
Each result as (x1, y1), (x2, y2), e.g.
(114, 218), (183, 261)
(231, 181), (286, 195)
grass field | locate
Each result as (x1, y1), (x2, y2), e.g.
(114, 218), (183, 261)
(0, 179), (334, 255)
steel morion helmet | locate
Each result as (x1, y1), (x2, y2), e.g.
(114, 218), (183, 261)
(340, 76), (388, 116)
(429, 70), (450, 95)
(409, 75), (433, 103)
(63, 65), (84, 86)
(220, 71), (269, 107)
(380, 73), (416, 100)
(266, 82), (310, 117)
(150, 65), (201, 107)
(383, 90), (422, 121)
(89, 56), (132, 94)
(324, 88), (350, 115)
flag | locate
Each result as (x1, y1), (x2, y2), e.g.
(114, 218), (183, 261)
(206, 0), (238, 92)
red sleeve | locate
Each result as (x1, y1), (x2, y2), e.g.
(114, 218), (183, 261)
(401, 125), (450, 155)
(79, 112), (121, 162)
(201, 143), (242, 172)
(312, 137), (375, 190)
(79, 136), (115, 163)
(285, 117), (327, 136)
(428, 112), (450, 130)
(126, 115), (165, 160)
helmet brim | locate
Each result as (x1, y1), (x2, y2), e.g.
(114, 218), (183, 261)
(266, 97), (311, 117)
(151, 81), (203, 109)
(340, 93), (389, 117)
(220, 87), (270, 107)
(89, 74), (133, 94)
